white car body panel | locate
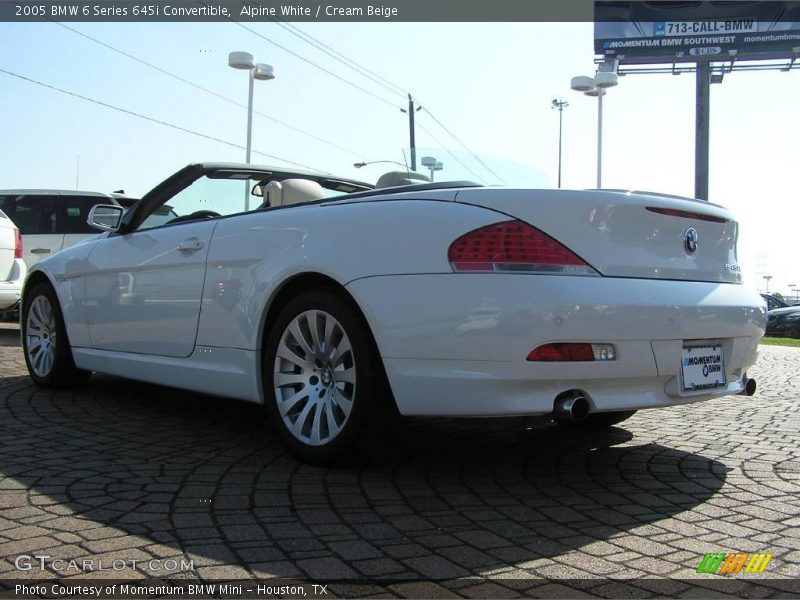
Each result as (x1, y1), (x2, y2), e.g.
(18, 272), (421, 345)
(347, 274), (761, 415)
(195, 195), (487, 351)
(455, 188), (740, 283)
(82, 220), (215, 357)
(26, 179), (766, 418)
(24, 233), (64, 267)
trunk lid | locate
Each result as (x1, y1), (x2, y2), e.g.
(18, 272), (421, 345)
(454, 188), (741, 283)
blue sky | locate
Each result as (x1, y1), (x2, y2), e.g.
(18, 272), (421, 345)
(1, 21), (798, 296)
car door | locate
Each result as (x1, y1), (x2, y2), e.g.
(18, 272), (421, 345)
(0, 194), (64, 267)
(82, 170), (255, 358)
(84, 220), (216, 357)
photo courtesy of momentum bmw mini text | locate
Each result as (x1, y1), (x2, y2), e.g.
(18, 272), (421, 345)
(0, 0), (798, 599)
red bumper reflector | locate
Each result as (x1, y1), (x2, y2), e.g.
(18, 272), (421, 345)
(528, 343), (595, 362)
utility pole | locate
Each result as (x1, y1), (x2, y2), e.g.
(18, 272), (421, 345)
(75, 155), (80, 190)
(597, 91), (603, 189)
(408, 94), (417, 171)
(695, 61), (711, 200)
(551, 99), (568, 188)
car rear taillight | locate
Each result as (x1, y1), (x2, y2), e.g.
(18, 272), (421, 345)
(13, 228), (22, 259)
(448, 220), (597, 275)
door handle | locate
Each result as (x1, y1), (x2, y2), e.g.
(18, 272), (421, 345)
(31, 248), (51, 254)
(177, 238), (205, 253)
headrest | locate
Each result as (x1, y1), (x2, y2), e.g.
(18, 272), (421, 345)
(262, 181), (283, 207)
(375, 171), (431, 189)
(261, 178), (326, 208)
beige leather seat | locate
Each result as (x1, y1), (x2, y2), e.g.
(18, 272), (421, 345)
(262, 178), (326, 208)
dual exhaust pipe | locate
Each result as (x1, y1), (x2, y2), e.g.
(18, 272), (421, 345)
(553, 391), (590, 422)
(738, 375), (757, 397)
(554, 375), (757, 422)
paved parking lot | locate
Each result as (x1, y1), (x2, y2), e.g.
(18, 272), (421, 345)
(0, 323), (798, 597)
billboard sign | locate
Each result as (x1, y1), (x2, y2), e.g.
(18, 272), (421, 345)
(595, 1), (800, 64)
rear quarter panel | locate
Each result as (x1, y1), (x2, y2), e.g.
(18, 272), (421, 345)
(195, 197), (505, 350)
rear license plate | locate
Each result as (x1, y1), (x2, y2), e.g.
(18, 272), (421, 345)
(681, 344), (725, 391)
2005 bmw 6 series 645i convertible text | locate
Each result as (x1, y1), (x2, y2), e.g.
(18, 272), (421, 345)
(20, 163), (766, 463)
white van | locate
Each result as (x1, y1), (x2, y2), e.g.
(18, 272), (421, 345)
(0, 190), (119, 268)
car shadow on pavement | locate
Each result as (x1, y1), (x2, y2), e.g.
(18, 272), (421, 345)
(0, 373), (729, 582)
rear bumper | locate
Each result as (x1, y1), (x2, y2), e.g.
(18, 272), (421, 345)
(347, 274), (765, 417)
(0, 258), (26, 310)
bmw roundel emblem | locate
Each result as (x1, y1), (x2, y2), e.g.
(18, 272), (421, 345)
(684, 228), (699, 253)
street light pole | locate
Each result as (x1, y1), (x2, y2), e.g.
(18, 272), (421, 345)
(763, 275), (772, 293)
(571, 71), (618, 190)
(420, 156), (442, 182)
(245, 68), (254, 165)
(354, 159), (409, 173)
(551, 99), (568, 188)
(229, 52), (275, 211)
(597, 90), (603, 189)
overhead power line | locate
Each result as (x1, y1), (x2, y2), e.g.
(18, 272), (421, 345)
(230, 18), (400, 109)
(0, 67), (324, 172)
(53, 22), (362, 159)
(266, 18), (408, 99)
(419, 107), (505, 183)
(415, 120), (488, 185)
(242, 16), (501, 183)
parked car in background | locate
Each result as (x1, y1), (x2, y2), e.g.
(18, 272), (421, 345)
(766, 306), (800, 338)
(0, 190), (120, 269)
(761, 293), (789, 311)
(0, 208), (26, 318)
(20, 162), (766, 463)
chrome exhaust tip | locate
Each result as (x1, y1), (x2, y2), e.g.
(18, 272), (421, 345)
(553, 391), (590, 422)
(738, 377), (757, 397)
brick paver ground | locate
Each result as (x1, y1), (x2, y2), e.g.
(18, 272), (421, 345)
(0, 324), (798, 597)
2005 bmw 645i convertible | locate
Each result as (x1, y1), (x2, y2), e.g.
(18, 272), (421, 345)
(21, 162), (765, 462)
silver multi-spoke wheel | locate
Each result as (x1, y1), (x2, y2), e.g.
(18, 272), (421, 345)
(26, 295), (57, 377)
(273, 310), (356, 446)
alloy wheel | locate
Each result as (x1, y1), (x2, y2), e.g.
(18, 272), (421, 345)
(26, 295), (57, 377)
(273, 310), (356, 446)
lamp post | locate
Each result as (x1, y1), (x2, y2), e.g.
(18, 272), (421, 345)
(354, 160), (409, 171)
(763, 275), (772, 294)
(551, 99), (568, 188)
(570, 71), (618, 189)
(789, 283), (797, 302)
(421, 156), (443, 181)
(229, 51), (275, 211)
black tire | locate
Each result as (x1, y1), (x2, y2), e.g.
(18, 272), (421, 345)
(21, 282), (91, 388)
(558, 410), (638, 429)
(262, 289), (392, 464)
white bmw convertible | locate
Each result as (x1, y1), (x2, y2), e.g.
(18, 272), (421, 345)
(21, 163), (765, 462)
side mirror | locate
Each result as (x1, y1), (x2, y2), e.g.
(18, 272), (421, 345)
(87, 204), (124, 232)
(251, 183), (263, 197)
